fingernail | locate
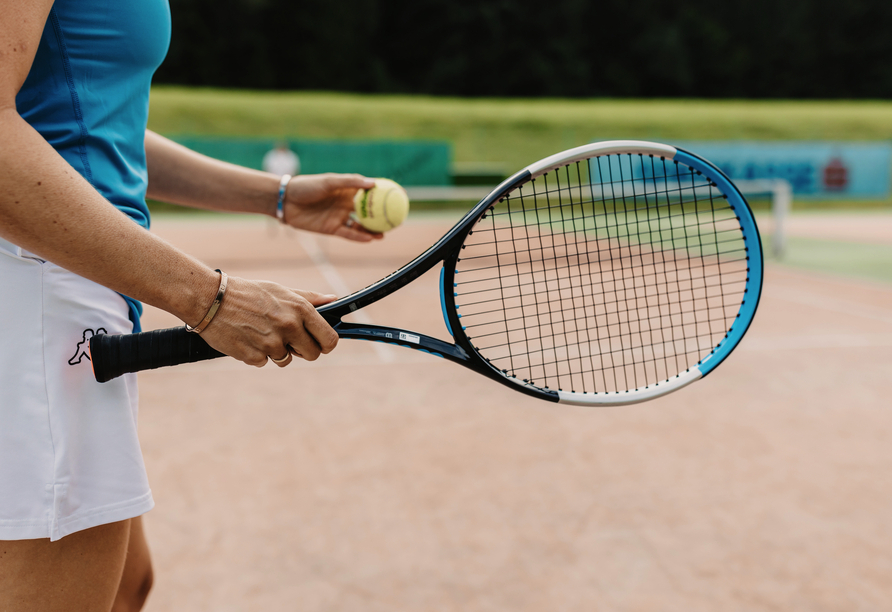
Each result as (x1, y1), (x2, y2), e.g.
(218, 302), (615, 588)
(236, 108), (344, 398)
(325, 294), (337, 299)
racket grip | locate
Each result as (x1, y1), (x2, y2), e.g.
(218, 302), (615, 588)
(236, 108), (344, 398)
(89, 327), (226, 383)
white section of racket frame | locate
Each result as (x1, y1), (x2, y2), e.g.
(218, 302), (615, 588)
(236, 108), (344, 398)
(554, 367), (703, 406)
(406, 178), (791, 259)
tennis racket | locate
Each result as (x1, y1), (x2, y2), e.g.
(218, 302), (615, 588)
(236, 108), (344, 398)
(90, 140), (763, 405)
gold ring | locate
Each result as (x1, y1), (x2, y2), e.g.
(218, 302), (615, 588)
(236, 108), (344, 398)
(270, 353), (290, 364)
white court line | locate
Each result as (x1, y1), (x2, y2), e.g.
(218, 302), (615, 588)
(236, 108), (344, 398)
(295, 232), (394, 363)
(771, 287), (892, 326)
(741, 333), (892, 352)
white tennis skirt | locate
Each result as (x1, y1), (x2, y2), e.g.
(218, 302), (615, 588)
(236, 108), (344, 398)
(0, 238), (153, 541)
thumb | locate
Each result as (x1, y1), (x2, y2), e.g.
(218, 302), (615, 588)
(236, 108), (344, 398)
(295, 290), (339, 307)
(330, 174), (376, 191)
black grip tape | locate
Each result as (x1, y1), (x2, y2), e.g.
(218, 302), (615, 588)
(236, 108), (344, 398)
(89, 327), (226, 383)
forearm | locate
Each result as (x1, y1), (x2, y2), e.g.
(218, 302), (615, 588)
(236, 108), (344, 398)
(145, 130), (280, 216)
(0, 109), (218, 326)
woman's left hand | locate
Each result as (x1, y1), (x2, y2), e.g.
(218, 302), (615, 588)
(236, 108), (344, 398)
(282, 173), (383, 242)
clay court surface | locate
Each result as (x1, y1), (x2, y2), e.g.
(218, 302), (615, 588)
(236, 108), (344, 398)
(138, 212), (892, 612)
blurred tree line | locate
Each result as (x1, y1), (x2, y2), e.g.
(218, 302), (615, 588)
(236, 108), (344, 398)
(156, 0), (892, 98)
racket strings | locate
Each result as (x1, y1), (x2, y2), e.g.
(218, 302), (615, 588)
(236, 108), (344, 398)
(459, 285), (745, 311)
(457, 231), (747, 262)
(453, 153), (750, 395)
(463, 293), (746, 335)
(458, 263), (748, 322)
(481, 192), (733, 227)
(455, 256), (750, 294)
(454, 239), (748, 273)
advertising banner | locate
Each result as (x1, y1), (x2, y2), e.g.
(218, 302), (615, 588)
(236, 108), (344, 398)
(674, 142), (892, 198)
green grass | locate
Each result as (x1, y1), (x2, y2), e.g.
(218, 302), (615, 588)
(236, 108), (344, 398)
(148, 87), (892, 180)
(147, 88), (892, 284)
(773, 237), (892, 285)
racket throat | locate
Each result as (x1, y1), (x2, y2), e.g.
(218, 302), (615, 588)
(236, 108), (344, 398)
(332, 322), (469, 362)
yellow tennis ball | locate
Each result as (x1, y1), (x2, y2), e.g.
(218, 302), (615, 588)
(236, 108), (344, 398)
(353, 178), (410, 233)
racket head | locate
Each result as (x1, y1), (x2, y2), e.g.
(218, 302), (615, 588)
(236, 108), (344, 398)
(441, 140), (763, 406)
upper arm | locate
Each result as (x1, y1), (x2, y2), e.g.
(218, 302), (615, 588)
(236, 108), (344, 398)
(0, 0), (55, 109)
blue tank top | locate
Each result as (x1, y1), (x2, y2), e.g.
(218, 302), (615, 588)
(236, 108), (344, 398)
(16, 0), (172, 331)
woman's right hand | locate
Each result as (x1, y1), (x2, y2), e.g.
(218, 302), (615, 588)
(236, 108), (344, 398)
(196, 275), (339, 368)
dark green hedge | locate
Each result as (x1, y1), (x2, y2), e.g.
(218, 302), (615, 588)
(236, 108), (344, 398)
(155, 0), (892, 98)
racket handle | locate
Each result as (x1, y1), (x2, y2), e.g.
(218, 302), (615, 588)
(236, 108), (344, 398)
(89, 327), (225, 383)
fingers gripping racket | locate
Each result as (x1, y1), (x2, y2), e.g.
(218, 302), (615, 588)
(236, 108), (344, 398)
(90, 141), (763, 405)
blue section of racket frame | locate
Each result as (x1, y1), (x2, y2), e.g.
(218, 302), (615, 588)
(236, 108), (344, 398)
(673, 148), (764, 376)
(439, 266), (455, 338)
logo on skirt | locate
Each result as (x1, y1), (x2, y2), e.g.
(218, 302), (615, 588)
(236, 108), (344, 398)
(69, 328), (107, 365)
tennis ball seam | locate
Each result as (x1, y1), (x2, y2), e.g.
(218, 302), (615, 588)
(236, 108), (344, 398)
(382, 190), (399, 229)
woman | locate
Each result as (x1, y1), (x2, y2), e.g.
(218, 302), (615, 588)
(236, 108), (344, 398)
(0, 0), (379, 609)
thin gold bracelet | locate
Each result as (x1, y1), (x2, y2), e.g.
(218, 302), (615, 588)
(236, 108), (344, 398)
(185, 269), (228, 334)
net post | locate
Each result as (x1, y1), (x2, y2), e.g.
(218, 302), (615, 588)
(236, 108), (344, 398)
(771, 179), (792, 259)
(735, 178), (792, 260)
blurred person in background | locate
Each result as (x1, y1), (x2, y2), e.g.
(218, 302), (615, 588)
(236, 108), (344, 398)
(263, 141), (301, 177)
